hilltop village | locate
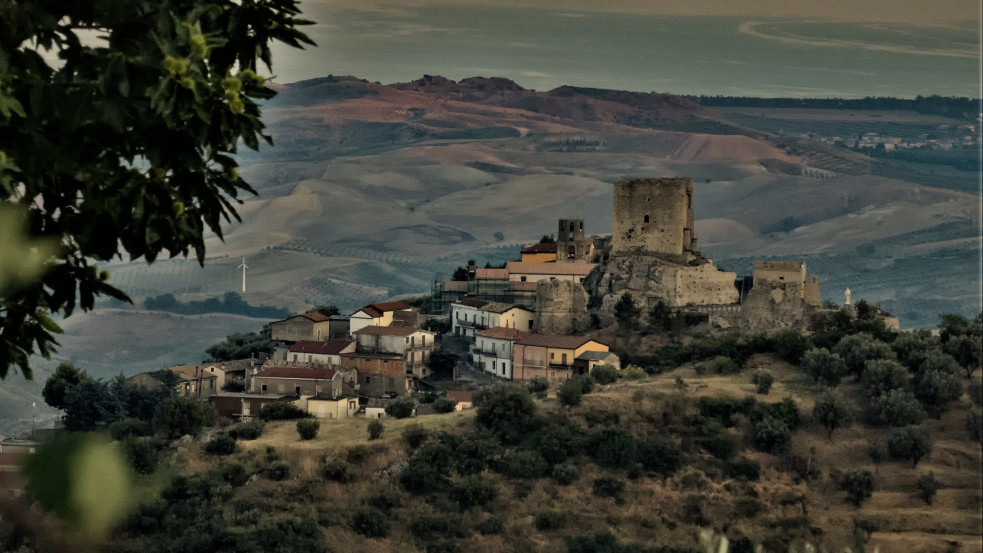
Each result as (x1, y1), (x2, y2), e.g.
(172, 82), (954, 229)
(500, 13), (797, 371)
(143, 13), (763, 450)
(120, 177), (897, 421)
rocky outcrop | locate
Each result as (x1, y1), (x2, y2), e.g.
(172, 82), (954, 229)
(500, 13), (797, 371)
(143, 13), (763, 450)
(711, 282), (814, 333)
(533, 280), (592, 335)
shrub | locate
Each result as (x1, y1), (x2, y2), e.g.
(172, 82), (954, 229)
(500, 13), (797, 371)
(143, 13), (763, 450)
(591, 476), (625, 501)
(120, 437), (158, 475)
(969, 379), (983, 408)
(701, 432), (740, 460)
(752, 371), (774, 395)
(621, 365), (646, 380)
(215, 462), (250, 487)
(733, 498), (764, 518)
(888, 425), (932, 467)
(839, 470), (874, 506)
(614, 292), (641, 331)
(813, 389), (852, 440)
(751, 416), (791, 454)
(772, 330), (811, 364)
(352, 507), (389, 538)
(696, 355), (739, 375)
(110, 418), (152, 441)
(726, 458), (761, 481)
(591, 365), (618, 385)
(576, 375), (595, 394)
(475, 384), (537, 444)
(496, 450), (548, 479)
(534, 510), (566, 531)
(833, 333), (895, 377)
(861, 359), (910, 397)
(592, 429), (639, 469)
(385, 397), (416, 419)
(322, 458), (354, 482)
(204, 433), (237, 455)
(638, 438), (683, 476)
(152, 396), (217, 438)
(873, 389), (925, 427)
(476, 516), (503, 535)
(256, 401), (310, 421)
(228, 420), (264, 440)
(402, 424), (428, 449)
(432, 398), (457, 413)
(915, 472), (941, 505)
(527, 377), (549, 399)
(913, 369), (962, 419)
(451, 475), (498, 508)
(366, 491), (402, 515)
(367, 419), (384, 440)
(551, 462), (579, 485)
(296, 419), (319, 440)
(868, 442), (888, 464)
(801, 348), (848, 386)
(410, 514), (466, 541)
(967, 408), (983, 443)
(557, 378), (583, 407)
(264, 462), (290, 481)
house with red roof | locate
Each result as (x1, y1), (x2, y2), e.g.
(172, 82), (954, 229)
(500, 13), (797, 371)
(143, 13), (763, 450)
(512, 333), (610, 383)
(249, 365), (354, 399)
(348, 301), (414, 334)
(287, 339), (355, 365)
(353, 325), (436, 379)
(269, 311), (349, 360)
(473, 327), (531, 379)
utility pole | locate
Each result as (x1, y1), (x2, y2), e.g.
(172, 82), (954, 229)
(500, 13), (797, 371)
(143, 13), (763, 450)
(237, 257), (248, 293)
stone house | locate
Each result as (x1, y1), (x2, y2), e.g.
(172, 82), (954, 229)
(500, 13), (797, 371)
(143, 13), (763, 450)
(287, 339), (356, 364)
(446, 390), (474, 411)
(339, 353), (413, 397)
(505, 261), (596, 284)
(573, 351), (622, 376)
(250, 366), (350, 397)
(512, 334), (610, 383)
(349, 301), (414, 334)
(210, 392), (286, 419)
(199, 358), (261, 391)
(472, 327), (531, 379)
(270, 312), (335, 360)
(128, 365), (219, 399)
(353, 325), (435, 379)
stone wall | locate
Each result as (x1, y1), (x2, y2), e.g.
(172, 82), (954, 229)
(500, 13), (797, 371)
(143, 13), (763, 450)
(711, 281), (815, 333)
(611, 177), (693, 258)
(533, 279), (592, 334)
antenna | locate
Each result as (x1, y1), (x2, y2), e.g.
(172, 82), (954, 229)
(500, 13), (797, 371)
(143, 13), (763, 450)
(237, 257), (248, 293)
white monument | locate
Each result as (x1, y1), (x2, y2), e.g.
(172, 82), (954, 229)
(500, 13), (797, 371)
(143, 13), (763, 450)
(844, 287), (851, 306)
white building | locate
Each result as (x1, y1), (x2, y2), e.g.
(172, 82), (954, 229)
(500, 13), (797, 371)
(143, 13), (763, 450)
(349, 301), (414, 334)
(472, 327), (530, 379)
(286, 339), (356, 365)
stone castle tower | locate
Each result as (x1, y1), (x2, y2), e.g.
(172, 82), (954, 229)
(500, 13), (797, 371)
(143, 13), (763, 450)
(611, 177), (695, 260)
(556, 218), (592, 263)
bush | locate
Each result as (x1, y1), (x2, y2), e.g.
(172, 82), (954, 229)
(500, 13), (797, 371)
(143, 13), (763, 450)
(527, 377), (549, 399)
(296, 419), (319, 440)
(264, 462), (290, 481)
(534, 510), (566, 531)
(385, 397), (416, 419)
(696, 355), (739, 375)
(591, 365), (619, 385)
(772, 330), (811, 364)
(839, 470), (874, 506)
(476, 516), (503, 535)
(205, 433), (237, 456)
(969, 379), (983, 407)
(352, 507), (389, 538)
(701, 432), (740, 460)
(257, 402), (310, 421)
(591, 476), (625, 501)
(432, 398), (457, 413)
(496, 450), (548, 479)
(402, 424), (429, 449)
(638, 438), (683, 476)
(967, 408), (983, 443)
(813, 389), (852, 440)
(727, 458), (761, 481)
(228, 420), (264, 440)
(551, 462), (579, 485)
(450, 475), (498, 508)
(621, 365), (646, 380)
(800, 348), (848, 386)
(120, 437), (158, 475)
(915, 472), (941, 505)
(833, 333), (895, 377)
(873, 389), (925, 427)
(110, 418), (152, 441)
(368, 419), (384, 440)
(215, 462), (250, 487)
(913, 369), (962, 419)
(751, 417), (791, 454)
(576, 375), (595, 394)
(410, 514), (466, 541)
(557, 378), (583, 407)
(888, 425), (932, 467)
(366, 491), (402, 515)
(475, 384), (537, 444)
(592, 429), (639, 469)
(152, 396), (217, 438)
(322, 458), (354, 482)
(752, 371), (774, 395)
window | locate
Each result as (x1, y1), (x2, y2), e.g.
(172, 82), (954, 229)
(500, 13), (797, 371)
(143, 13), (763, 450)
(550, 352), (554, 360)
(261, 384), (268, 392)
(520, 276), (527, 282)
(294, 386), (301, 396)
(644, 215), (649, 223)
(528, 321), (533, 329)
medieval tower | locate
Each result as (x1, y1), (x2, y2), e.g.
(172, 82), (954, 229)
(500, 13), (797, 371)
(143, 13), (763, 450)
(556, 218), (592, 263)
(611, 177), (695, 260)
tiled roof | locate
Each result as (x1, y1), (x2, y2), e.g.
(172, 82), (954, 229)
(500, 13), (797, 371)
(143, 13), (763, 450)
(309, 394), (359, 401)
(476, 327), (531, 341)
(506, 261), (596, 276)
(455, 297), (489, 309)
(301, 311), (331, 322)
(577, 351), (618, 361)
(167, 365), (217, 381)
(355, 325), (431, 337)
(521, 242), (558, 254)
(288, 339), (355, 355)
(446, 391), (473, 403)
(479, 301), (530, 314)
(443, 281), (468, 291)
(475, 268), (508, 279)
(516, 333), (600, 349)
(254, 366), (337, 380)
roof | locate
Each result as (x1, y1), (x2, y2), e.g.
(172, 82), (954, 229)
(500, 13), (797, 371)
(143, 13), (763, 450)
(476, 327), (531, 341)
(354, 325), (432, 337)
(506, 261), (596, 276)
(309, 394), (359, 401)
(358, 301), (412, 318)
(455, 297), (489, 309)
(515, 333), (599, 349)
(210, 392), (284, 400)
(576, 351), (618, 361)
(301, 311), (331, 322)
(289, 339), (355, 355)
(475, 268), (508, 280)
(443, 281), (468, 291)
(201, 359), (257, 373)
(254, 367), (337, 380)
(446, 391), (473, 403)
(167, 365), (217, 382)
(479, 301), (530, 314)
(753, 260), (805, 272)
(509, 281), (539, 292)
(521, 242), (557, 254)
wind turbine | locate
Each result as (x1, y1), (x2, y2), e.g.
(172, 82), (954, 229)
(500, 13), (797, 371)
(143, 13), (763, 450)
(237, 257), (248, 293)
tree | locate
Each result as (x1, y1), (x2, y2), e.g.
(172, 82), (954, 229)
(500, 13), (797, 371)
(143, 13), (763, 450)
(41, 361), (88, 409)
(891, 329), (941, 371)
(946, 334), (982, 378)
(966, 408), (982, 444)
(312, 305), (339, 317)
(613, 292), (641, 331)
(752, 371), (775, 395)
(591, 365), (618, 385)
(557, 378), (583, 407)
(296, 419), (319, 440)
(800, 348), (847, 386)
(813, 389), (852, 440)
(0, 0), (314, 379)
(914, 369), (963, 419)
(888, 425), (932, 467)
(938, 313), (970, 342)
(63, 378), (121, 431)
(839, 470), (875, 506)
(474, 384), (537, 444)
(152, 396), (216, 439)
(873, 389), (925, 427)
(833, 334), (895, 377)
(915, 472), (940, 505)
(860, 359), (909, 396)
(384, 397), (416, 419)
(540, 234), (555, 244)
(451, 266), (469, 281)
(648, 300), (674, 331)
(750, 416), (791, 454)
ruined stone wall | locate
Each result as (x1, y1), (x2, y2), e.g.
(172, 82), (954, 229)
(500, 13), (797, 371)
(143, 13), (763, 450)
(804, 275), (821, 306)
(611, 178), (693, 258)
(533, 279), (592, 335)
(710, 282), (814, 334)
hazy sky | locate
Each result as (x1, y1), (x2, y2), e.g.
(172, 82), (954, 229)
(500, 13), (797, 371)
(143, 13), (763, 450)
(308, 0), (982, 25)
